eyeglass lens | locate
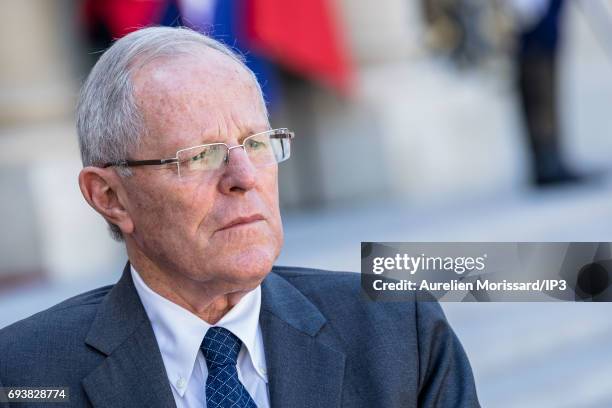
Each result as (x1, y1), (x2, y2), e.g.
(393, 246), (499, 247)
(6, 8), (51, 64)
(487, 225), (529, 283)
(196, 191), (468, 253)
(176, 130), (291, 178)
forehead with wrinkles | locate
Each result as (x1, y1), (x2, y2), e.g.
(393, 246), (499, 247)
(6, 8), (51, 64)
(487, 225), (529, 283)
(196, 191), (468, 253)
(131, 48), (266, 156)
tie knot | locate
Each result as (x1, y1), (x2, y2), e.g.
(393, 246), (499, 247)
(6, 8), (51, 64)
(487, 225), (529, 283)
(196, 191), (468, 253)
(201, 327), (242, 367)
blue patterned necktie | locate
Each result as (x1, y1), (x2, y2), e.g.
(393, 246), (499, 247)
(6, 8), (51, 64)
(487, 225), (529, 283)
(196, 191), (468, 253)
(200, 327), (257, 408)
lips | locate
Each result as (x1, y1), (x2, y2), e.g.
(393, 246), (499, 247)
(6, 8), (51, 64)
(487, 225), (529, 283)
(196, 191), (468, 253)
(218, 214), (265, 231)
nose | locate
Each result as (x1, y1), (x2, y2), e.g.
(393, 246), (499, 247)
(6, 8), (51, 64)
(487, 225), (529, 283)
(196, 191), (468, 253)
(218, 145), (257, 194)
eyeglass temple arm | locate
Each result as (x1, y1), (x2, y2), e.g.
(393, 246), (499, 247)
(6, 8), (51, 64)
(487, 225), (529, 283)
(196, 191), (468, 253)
(102, 158), (179, 168)
(269, 132), (294, 139)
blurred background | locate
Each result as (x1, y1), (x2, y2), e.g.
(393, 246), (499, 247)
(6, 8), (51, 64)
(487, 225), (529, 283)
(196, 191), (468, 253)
(1, 0), (612, 406)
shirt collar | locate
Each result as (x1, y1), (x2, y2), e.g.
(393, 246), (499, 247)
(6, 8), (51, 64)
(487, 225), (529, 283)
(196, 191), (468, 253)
(130, 266), (267, 396)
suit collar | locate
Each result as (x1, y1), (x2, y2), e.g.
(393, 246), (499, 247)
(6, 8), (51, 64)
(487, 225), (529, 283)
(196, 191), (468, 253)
(260, 270), (327, 337)
(84, 263), (147, 355)
(130, 264), (268, 395)
(85, 264), (329, 353)
(260, 269), (346, 407)
(83, 264), (346, 408)
(83, 263), (175, 408)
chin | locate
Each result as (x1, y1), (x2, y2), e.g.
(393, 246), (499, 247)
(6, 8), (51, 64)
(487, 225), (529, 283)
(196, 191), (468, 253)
(212, 245), (278, 286)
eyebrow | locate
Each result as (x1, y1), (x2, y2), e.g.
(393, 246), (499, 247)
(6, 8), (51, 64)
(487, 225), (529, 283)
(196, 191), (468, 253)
(198, 125), (271, 145)
(238, 126), (272, 142)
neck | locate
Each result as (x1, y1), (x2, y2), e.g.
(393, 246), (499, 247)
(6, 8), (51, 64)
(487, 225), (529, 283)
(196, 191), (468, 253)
(126, 244), (251, 325)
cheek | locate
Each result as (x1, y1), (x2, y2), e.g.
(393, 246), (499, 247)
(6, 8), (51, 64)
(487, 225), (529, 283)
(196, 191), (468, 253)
(255, 164), (278, 204)
(129, 177), (217, 239)
(259, 168), (282, 231)
(169, 180), (218, 234)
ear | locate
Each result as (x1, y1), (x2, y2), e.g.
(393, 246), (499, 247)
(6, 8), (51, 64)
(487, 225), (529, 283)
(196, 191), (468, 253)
(78, 167), (134, 236)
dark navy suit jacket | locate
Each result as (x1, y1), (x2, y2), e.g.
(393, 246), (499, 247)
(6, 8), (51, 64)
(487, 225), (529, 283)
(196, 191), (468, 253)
(0, 264), (479, 407)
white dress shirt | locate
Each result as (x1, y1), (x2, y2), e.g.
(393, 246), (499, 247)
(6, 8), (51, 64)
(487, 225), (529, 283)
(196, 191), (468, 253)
(131, 266), (270, 408)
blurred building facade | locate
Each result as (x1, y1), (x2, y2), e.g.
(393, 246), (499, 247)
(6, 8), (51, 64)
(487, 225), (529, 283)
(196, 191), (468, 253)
(1, 0), (612, 286)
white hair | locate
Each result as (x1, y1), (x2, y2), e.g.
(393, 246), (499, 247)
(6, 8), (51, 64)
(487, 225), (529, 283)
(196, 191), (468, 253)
(76, 26), (267, 241)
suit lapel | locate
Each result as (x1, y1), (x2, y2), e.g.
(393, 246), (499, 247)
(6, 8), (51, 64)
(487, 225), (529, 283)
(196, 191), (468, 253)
(261, 272), (346, 408)
(82, 264), (175, 408)
(82, 265), (346, 407)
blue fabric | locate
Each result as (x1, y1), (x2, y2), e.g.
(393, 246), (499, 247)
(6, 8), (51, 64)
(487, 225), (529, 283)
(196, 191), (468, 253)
(520, 0), (566, 55)
(201, 327), (256, 407)
(159, 0), (183, 28)
(153, 0), (279, 107)
(211, 0), (279, 108)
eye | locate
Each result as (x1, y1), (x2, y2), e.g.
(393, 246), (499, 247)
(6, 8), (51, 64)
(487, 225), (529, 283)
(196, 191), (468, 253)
(191, 151), (205, 161)
(191, 145), (221, 161)
(246, 139), (266, 149)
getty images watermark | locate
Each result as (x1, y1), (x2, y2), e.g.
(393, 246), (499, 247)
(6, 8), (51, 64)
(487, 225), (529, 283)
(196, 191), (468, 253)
(361, 242), (612, 302)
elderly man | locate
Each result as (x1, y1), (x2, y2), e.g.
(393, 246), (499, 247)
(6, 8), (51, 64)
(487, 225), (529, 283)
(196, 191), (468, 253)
(0, 27), (479, 407)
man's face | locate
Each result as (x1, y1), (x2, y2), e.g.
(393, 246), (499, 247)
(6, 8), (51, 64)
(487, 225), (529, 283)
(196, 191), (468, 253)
(121, 49), (283, 290)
